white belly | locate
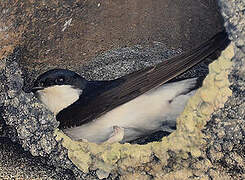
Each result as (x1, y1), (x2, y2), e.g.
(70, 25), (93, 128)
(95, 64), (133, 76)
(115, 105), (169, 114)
(63, 78), (197, 143)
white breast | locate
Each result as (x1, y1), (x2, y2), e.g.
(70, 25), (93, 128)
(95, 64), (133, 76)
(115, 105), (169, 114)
(36, 85), (82, 115)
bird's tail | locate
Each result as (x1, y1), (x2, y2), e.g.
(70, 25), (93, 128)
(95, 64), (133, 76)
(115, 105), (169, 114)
(121, 30), (231, 93)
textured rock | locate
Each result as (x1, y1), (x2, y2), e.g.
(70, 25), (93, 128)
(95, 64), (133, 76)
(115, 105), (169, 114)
(209, 0), (245, 176)
(203, 1), (245, 178)
(0, 137), (76, 180)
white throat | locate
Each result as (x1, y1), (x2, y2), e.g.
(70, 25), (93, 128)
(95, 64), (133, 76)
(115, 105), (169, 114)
(36, 85), (82, 115)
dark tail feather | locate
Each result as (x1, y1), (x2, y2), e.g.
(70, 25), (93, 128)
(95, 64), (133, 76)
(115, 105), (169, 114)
(120, 30), (230, 93)
(149, 30), (230, 88)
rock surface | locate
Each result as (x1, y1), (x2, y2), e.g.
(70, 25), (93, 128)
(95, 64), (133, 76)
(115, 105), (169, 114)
(203, 0), (245, 178)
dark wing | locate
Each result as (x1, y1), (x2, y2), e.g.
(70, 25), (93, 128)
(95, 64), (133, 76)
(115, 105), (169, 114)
(57, 30), (230, 129)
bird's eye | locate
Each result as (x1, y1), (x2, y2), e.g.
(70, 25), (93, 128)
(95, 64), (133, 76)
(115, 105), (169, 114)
(55, 77), (64, 84)
(39, 81), (44, 87)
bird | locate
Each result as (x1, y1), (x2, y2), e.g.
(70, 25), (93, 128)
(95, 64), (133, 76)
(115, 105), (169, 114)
(31, 30), (230, 144)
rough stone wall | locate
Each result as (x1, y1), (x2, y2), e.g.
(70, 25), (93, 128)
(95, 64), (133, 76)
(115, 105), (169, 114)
(203, 0), (245, 178)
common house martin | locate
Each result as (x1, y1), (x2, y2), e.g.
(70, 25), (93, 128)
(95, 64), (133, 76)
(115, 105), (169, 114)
(31, 31), (230, 143)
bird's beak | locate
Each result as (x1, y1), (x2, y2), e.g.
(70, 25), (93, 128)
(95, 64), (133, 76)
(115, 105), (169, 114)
(31, 86), (44, 92)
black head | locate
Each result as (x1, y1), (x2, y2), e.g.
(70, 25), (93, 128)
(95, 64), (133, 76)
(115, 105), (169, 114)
(32, 69), (87, 92)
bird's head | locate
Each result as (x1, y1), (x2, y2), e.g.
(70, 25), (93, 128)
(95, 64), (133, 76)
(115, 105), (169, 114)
(32, 69), (87, 114)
